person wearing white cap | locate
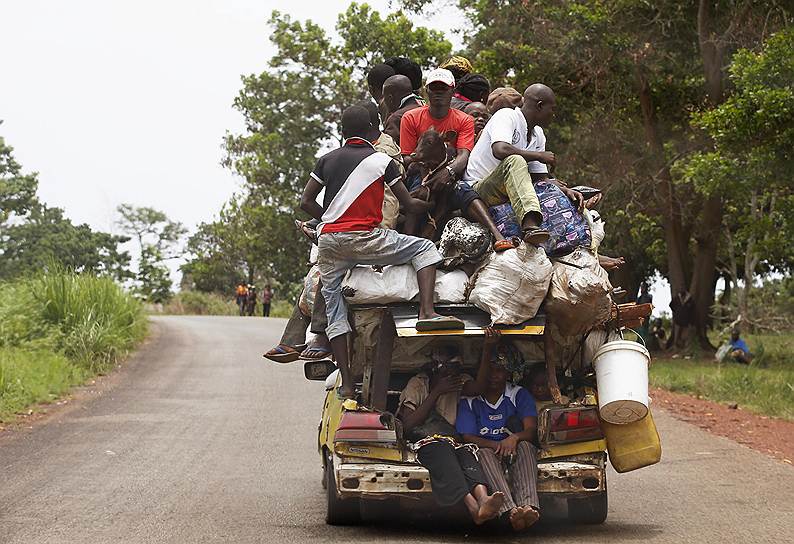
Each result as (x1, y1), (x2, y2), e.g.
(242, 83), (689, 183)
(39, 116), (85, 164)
(399, 68), (518, 253)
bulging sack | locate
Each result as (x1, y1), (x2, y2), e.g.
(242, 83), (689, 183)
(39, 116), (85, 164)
(469, 242), (553, 325)
(545, 248), (612, 336)
(536, 180), (592, 257)
(438, 217), (492, 270)
(342, 265), (468, 304)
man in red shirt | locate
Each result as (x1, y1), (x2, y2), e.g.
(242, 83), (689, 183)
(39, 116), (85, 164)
(400, 69), (515, 252)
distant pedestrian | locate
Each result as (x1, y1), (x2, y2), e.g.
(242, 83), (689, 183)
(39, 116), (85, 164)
(262, 285), (273, 317)
(636, 283), (653, 344)
(235, 283), (248, 316)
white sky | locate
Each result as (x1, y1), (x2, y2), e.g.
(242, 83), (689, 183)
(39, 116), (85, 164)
(0, 0), (462, 237)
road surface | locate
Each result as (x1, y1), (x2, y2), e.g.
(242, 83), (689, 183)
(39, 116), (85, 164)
(1, 316), (792, 543)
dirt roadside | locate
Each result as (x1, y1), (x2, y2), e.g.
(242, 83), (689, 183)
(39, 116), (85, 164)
(651, 386), (794, 465)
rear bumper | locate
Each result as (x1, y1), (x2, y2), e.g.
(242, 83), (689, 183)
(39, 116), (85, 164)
(334, 459), (605, 499)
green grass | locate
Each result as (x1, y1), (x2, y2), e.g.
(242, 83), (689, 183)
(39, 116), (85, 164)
(649, 332), (794, 420)
(0, 269), (147, 421)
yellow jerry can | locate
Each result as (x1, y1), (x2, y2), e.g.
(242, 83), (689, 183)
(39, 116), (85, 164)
(601, 408), (662, 473)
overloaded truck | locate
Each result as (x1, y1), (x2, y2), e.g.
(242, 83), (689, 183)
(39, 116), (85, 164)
(304, 301), (662, 526)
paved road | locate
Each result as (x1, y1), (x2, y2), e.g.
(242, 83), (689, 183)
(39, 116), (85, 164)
(1, 316), (792, 543)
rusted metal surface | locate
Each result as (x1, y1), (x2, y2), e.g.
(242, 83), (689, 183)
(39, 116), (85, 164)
(333, 457), (605, 498)
(336, 462), (432, 497)
(536, 461), (606, 494)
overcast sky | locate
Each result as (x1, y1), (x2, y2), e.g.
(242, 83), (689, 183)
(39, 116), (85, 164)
(0, 0), (461, 234)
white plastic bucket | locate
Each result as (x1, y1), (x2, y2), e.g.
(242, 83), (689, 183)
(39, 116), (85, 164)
(593, 340), (650, 424)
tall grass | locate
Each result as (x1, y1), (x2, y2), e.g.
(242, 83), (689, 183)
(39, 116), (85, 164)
(0, 269), (146, 420)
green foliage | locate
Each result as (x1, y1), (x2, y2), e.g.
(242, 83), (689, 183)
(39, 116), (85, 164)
(162, 291), (238, 316)
(0, 269), (147, 420)
(0, 131), (132, 281)
(0, 206), (131, 281)
(193, 4), (452, 296)
(651, 332), (794, 420)
(0, 132), (38, 222)
(0, 348), (85, 421)
(116, 203), (186, 303)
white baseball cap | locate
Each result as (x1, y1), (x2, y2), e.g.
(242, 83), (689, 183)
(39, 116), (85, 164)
(425, 68), (455, 87)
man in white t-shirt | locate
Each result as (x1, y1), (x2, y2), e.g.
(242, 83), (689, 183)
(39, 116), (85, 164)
(463, 84), (583, 245)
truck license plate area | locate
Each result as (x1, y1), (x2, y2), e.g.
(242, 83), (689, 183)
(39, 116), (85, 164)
(537, 462), (605, 494)
(337, 463), (432, 495)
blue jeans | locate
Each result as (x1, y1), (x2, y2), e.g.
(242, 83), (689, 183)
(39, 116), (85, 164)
(317, 229), (443, 339)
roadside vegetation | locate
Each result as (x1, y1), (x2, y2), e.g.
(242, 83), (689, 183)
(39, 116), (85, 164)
(161, 291), (291, 318)
(649, 333), (794, 420)
(0, 270), (146, 421)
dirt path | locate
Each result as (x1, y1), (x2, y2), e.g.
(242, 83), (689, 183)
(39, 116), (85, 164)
(650, 387), (794, 465)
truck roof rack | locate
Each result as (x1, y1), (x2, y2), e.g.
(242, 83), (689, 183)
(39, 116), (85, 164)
(350, 303), (545, 337)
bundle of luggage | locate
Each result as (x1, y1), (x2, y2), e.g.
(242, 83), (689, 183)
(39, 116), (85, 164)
(334, 185), (613, 334)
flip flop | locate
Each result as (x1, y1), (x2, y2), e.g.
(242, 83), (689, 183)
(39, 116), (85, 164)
(522, 226), (550, 246)
(301, 347), (333, 360)
(493, 239), (516, 252)
(263, 344), (301, 363)
(415, 315), (465, 331)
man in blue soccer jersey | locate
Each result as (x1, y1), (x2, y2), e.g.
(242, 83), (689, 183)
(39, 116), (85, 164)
(456, 342), (540, 532)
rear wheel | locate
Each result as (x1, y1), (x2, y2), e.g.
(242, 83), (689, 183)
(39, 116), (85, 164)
(567, 491), (608, 524)
(325, 453), (360, 525)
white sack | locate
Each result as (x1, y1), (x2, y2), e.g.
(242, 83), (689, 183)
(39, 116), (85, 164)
(545, 248), (612, 336)
(469, 243), (553, 325)
(584, 209), (605, 252)
(342, 265), (468, 304)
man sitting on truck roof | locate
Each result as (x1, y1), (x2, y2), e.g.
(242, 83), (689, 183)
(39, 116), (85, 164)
(398, 331), (504, 525)
(300, 105), (464, 398)
(400, 68), (517, 253)
(463, 83), (585, 246)
(457, 341), (541, 532)
(382, 74), (422, 146)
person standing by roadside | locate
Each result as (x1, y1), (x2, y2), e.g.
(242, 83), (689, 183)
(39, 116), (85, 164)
(262, 285), (273, 317)
(235, 282), (248, 316)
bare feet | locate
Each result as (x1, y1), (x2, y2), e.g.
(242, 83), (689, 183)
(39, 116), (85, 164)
(522, 506), (540, 528)
(509, 507), (526, 531)
(509, 506), (540, 531)
(474, 492), (504, 525)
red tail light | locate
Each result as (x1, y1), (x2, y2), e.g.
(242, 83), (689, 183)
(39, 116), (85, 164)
(334, 411), (397, 443)
(546, 407), (603, 444)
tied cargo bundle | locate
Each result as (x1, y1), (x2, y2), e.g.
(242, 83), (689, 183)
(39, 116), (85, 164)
(545, 248), (612, 336)
(468, 242), (553, 325)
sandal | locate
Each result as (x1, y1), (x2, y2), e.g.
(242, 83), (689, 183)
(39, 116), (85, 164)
(415, 315), (465, 331)
(263, 344), (301, 363)
(300, 346), (333, 361)
(522, 226), (550, 246)
(493, 239), (516, 252)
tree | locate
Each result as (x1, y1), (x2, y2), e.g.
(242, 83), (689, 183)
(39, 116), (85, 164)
(0, 130), (38, 223)
(400, 0), (791, 347)
(116, 204), (186, 302)
(680, 27), (794, 327)
(1, 132), (130, 280)
(0, 204), (131, 280)
(182, 194), (309, 296)
(209, 4), (452, 295)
